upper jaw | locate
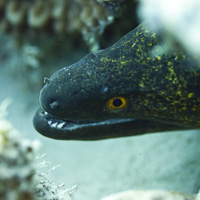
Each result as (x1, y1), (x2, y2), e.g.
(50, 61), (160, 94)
(33, 107), (187, 140)
(38, 108), (135, 131)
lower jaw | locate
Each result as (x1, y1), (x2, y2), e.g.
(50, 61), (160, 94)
(39, 109), (135, 131)
(33, 108), (188, 140)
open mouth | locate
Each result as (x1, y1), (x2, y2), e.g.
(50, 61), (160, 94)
(38, 109), (135, 131)
(33, 108), (186, 140)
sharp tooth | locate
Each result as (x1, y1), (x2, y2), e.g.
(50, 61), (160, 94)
(47, 120), (53, 125)
(44, 111), (48, 115)
(51, 122), (58, 128)
(57, 122), (65, 129)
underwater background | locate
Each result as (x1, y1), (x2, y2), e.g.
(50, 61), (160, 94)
(0, 0), (200, 199)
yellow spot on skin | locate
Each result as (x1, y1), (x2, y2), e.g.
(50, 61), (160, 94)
(152, 33), (156, 38)
(175, 55), (179, 60)
(188, 93), (194, 98)
(157, 56), (161, 60)
(177, 91), (182, 95)
(139, 82), (145, 87)
(132, 43), (136, 47)
(168, 61), (172, 66)
(121, 61), (130, 65)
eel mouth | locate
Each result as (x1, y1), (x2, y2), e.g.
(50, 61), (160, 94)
(33, 108), (139, 140)
(38, 108), (134, 131)
(33, 108), (185, 140)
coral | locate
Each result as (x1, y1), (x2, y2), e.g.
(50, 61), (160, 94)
(0, 0), (140, 91)
(0, 0), (138, 90)
(0, 0), (125, 51)
(0, 99), (37, 199)
(138, 0), (200, 58)
(34, 169), (77, 200)
(100, 190), (197, 200)
(0, 100), (77, 200)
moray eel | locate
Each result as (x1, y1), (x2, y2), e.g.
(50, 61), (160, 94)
(33, 23), (200, 140)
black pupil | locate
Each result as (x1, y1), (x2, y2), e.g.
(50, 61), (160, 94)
(113, 99), (123, 107)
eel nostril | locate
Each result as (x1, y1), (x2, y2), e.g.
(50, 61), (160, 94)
(50, 100), (59, 109)
(43, 77), (50, 84)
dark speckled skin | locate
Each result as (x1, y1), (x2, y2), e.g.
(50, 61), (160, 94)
(33, 23), (200, 140)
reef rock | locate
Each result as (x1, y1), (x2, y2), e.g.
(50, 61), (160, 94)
(138, 0), (200, 58)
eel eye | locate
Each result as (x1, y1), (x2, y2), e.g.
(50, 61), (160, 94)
(106, 96), (127, 110)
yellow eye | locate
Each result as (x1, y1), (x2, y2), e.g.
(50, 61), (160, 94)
(106, 96), (127, 110)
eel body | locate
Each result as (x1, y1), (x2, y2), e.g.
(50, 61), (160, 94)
(33, 23), (200, 140)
